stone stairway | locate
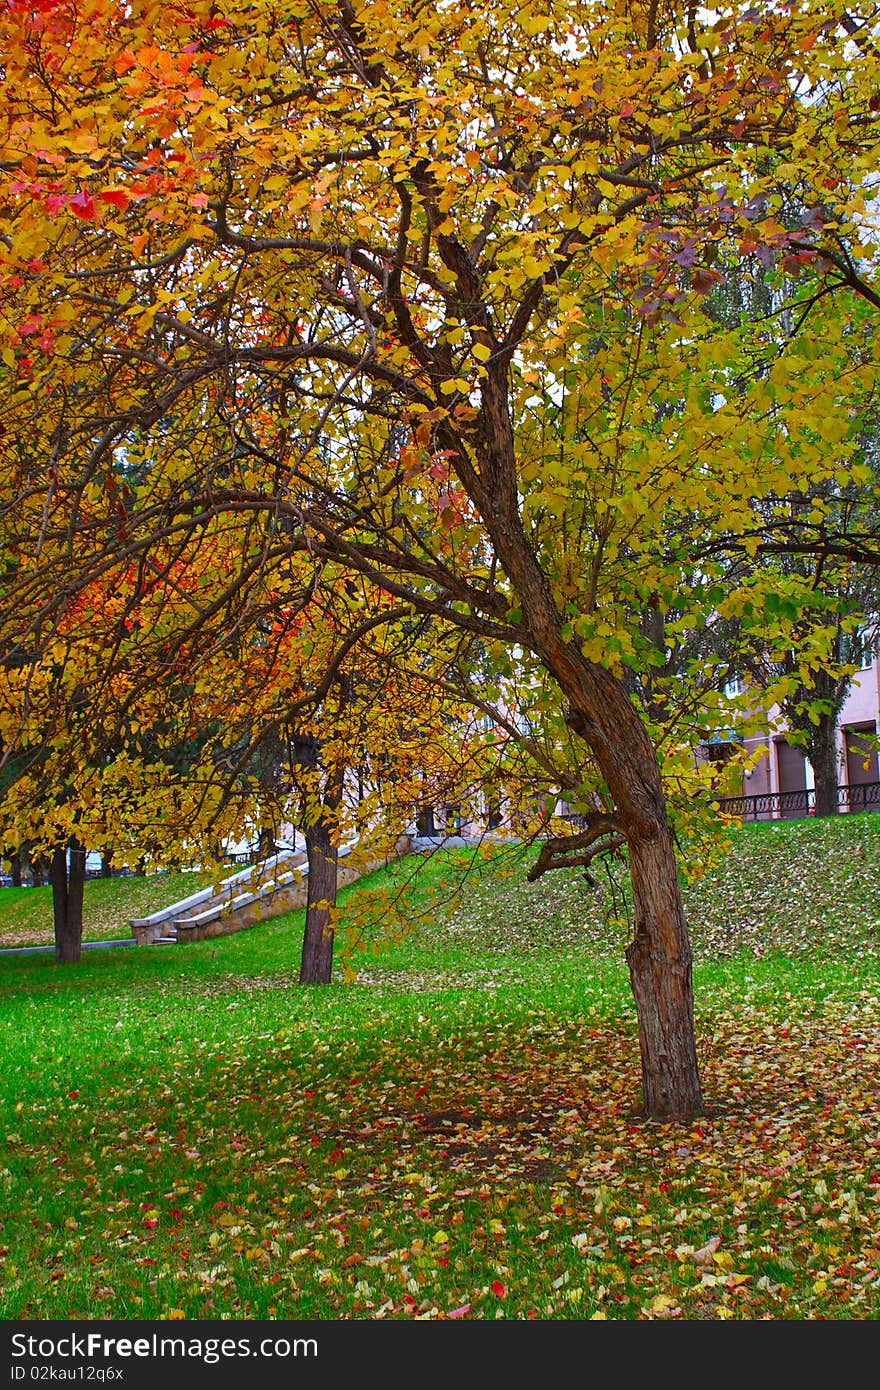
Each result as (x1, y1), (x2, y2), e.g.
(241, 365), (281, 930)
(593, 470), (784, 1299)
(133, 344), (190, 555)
(129, 849), (308, 944)
(129, 838), (410, 945)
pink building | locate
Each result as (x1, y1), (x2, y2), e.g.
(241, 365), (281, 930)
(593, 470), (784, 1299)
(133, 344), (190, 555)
(724, 655), (880, 818)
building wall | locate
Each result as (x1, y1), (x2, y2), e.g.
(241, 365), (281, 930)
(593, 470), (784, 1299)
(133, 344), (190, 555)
(736, 657), (880, 811)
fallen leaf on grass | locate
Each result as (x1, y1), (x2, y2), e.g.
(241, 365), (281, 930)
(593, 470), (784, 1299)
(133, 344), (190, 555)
(645, 1294), (681, 1318)
(692, 1235), (721, 1264)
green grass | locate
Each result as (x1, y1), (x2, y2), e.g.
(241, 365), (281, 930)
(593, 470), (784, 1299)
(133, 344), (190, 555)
(2, 818), (880, 1320)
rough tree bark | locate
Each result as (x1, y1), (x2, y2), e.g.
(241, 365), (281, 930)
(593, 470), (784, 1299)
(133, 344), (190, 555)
(562, 669), (704, 1119)
(49, 839), (86, 964)
(624, 830), (703, 1119)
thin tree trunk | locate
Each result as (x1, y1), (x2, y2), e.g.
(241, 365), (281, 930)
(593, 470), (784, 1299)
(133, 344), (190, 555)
(50, 839), (86, 963)
(809, 714), (839, 817)
(101, 849), (114, 878)
(299, 820), (338, 984)
(293, 729), (346, 984)
(10, 853), (22, 888)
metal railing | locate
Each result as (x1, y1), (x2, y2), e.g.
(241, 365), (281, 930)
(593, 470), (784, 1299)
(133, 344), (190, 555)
(717, 781), (880, 821)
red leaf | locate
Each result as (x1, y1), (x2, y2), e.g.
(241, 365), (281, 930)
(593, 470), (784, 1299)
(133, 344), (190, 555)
(69, 191), (96, 221)
(490, 1280), (505, 1297)
(100, 189), (131, 210)
(691, 268), (721, 295)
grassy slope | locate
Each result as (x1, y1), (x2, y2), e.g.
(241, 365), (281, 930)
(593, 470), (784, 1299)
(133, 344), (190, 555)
(1, 816), (879, 1320)
(3, 813), (880, 956)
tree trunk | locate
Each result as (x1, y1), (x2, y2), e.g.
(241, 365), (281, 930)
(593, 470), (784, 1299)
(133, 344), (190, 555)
(416, 804), (436, 836)
(299, 820), (339, 984)
(430, 385), (702, 1116)
(552, 656), (705, 1119)
(10, 853), (22, 888)
(625, 831), (703, 1119)
(101, 849), (114, 878)
(50, 839), (86, 963)
(809, 714), (839, 817)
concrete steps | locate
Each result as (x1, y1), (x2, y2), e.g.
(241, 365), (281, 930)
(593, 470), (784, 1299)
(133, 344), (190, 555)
(130, 838), (410, 945)
(129, 849), (306, 944)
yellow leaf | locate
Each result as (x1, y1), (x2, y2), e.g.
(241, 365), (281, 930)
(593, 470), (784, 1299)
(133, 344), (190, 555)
(520, 14), (553, 36)
(649, 1294), (679, 1314)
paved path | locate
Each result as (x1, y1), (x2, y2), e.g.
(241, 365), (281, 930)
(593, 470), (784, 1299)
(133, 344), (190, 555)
(0, 938), (135, 957)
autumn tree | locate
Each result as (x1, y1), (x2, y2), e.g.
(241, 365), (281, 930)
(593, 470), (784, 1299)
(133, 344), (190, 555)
(689, 258), (880, 815)
(2, 0), (880, 1112)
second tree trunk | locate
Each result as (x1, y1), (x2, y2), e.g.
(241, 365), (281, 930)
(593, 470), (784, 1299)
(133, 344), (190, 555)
(50, 840), (86, 964)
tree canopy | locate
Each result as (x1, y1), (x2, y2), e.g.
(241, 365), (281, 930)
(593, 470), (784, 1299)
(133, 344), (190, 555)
(2, 0), (879, 1114)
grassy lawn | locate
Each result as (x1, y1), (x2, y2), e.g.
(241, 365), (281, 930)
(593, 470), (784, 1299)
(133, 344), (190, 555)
(1, 816), (880, 1320)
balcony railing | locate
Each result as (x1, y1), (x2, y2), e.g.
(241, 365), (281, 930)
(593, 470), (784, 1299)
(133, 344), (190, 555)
(716, 781), (880, 821)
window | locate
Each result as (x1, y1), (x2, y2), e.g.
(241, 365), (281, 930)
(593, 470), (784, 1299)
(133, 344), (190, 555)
(851, 624), (877, 671)
(705, 741), (735, 765)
